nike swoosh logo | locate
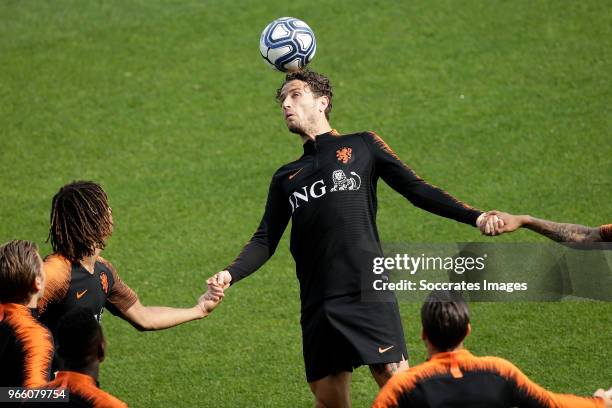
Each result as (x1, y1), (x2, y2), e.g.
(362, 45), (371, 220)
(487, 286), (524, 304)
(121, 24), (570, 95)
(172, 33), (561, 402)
(76, 290), (88, 299)
(378, 345), (394, 354)
(288, 168), (303, 180)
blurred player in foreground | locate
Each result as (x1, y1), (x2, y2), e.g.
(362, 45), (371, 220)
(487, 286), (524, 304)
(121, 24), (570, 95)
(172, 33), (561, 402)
(0, 239), (53, 388)
(39, 181), (219, 368)
(206, 70), (500, 407)
(372, 290), (612, 408)
(481, 211), (611, 242)
(24, 307), (127, 407)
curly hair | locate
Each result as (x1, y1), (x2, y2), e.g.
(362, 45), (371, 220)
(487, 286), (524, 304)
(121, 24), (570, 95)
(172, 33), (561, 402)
(48, 181), (113, 263)
(276, 70), (333, 119)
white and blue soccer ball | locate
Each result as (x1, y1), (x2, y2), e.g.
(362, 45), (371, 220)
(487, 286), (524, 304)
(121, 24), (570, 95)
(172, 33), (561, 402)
(259, 17), (316, 73)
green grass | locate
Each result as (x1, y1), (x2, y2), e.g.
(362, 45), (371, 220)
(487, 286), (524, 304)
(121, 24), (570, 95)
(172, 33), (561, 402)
(1, 1), (611, 406)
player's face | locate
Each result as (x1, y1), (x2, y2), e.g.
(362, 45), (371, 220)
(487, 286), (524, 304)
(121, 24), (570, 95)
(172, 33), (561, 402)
(279, 80), (320, 134)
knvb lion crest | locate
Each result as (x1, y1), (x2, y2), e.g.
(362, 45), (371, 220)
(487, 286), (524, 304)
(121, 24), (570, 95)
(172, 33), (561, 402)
(336, 147), (353, 164)
(100, 271), (109, 295)
(330, 170), (361, 192)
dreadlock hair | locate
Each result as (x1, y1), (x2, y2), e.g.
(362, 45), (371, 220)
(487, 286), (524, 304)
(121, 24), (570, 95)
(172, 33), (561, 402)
(276, 69), (333, 119)
(48, 181), (113, 263)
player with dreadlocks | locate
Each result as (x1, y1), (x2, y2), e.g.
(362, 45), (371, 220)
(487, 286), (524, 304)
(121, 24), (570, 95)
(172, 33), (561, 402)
(39, 181), (218, 369)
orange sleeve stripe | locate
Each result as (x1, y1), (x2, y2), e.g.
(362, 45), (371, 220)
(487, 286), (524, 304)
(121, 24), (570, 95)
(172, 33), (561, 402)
(369, 131), (478, 213)
(3, 304), (53, 388)
(38, 254), (71, 313)
(370, 132), (410, 170)
(98, 257), (138, 313)
(600, 224), (612, 242)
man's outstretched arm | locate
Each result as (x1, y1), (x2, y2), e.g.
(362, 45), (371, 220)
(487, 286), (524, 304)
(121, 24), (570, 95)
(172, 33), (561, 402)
(486, 211), (610, 242)
(362, 132), (499, 230)
(101, 258), (220, 331)
(120, 293), (220, 331)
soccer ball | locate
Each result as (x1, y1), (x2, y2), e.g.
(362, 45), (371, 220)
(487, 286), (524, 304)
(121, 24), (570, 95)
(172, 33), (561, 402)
(259, 17), (316, 73)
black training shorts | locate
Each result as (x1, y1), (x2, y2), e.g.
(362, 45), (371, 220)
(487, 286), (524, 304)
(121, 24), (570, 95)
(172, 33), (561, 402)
(301, 292), (408, 382)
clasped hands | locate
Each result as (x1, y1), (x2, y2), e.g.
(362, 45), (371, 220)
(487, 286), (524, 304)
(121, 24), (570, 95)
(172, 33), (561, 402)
(477, 210), (525, 236)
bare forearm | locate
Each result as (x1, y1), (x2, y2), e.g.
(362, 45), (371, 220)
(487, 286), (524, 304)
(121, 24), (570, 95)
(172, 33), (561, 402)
(125, 303), (206, 331)
(145, 306), (206, 330)
(522, 216), (600, 243)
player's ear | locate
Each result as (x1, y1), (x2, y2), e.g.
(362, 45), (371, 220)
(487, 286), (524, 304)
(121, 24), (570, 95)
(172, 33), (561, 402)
(466, 323), (472, 338)
(318, 95), (329, 113)
(32, 255), (45, 295)
(32, 273), (44, 298)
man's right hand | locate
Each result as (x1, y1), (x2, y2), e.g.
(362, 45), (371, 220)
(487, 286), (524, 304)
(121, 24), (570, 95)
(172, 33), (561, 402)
(205, 270), (232, 302)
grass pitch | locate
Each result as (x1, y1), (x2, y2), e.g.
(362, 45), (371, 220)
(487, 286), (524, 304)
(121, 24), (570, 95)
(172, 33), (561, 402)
(1, 1), (611, 406)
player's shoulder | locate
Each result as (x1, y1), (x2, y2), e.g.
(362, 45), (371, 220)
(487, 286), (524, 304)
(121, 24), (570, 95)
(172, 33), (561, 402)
(329, 130), (375, 144)
(469, 354), (522, 378)
(96, 256), (119, 276)
(0, 303), (43, 329)
(342, 131), (393, 152)
(96, 256), (113, 269)
(272, 159), (305, 181)
(334, 130), (372, 139)
(43, 254), (72, 277)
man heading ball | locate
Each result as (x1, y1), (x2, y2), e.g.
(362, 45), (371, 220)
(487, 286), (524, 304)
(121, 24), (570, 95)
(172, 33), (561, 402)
(206, 70), (496, 407)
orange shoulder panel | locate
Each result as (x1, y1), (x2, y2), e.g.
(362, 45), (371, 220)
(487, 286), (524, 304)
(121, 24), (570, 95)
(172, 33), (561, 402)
(2, 304), (53, 388)
(372, 359), (448, 408)
(38, 254), (71, 313)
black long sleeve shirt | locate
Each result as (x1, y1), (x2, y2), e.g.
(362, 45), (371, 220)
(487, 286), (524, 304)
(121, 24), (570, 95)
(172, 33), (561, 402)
(226, 131), (482, 310)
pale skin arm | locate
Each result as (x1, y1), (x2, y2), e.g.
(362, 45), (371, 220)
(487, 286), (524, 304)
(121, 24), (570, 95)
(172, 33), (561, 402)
(485, 211), (603, 243)
(121, 292), (220, 331)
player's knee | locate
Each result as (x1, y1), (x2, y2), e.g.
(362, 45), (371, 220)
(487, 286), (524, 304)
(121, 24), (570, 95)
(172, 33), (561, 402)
(309, 374), (351, 408)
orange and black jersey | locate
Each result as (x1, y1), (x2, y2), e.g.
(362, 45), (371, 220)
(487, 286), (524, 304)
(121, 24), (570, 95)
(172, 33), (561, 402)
(38, 254), (138, 338)
(0, 303), (53, 388)
(372, 349), (604, 408)
(227, 131), (482, 309)
(600, 224), (612, 241)
(24, 371), (128, 407)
